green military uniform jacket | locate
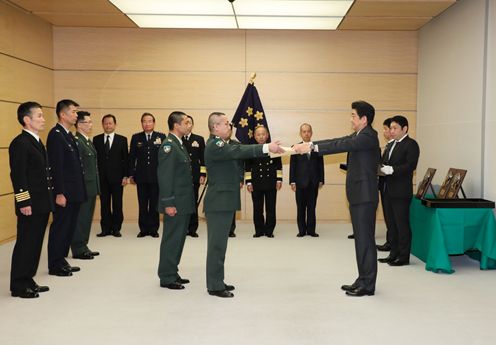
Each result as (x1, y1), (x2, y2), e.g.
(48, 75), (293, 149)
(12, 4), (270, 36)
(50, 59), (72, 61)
(74, 131), (100, 197)
(204, 135), (266, 212)
(157, 134), (195, 215)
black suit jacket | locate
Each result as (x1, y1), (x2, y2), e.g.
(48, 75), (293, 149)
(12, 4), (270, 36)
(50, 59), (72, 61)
(46, 123), (87, 203)
(9, 131), (55, 216)
(128, 131), (166, 184)
(383, 135), (420, 199)
(182, 133), (206, 184)
(315, 126), (380, 206)
(289, 145), (324, 188)
(94, 132), (129, 183)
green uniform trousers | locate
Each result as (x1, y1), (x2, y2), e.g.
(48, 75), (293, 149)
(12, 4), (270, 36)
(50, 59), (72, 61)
(71, 195), (96, 256)
(158, 213), (189, 284)
(206, 211), (234, 291)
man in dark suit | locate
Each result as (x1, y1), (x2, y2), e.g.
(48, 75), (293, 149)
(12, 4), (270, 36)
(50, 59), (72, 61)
(377, 118), (395, 251)
(9, 102), (54, 298)
(204, 112), (283, 298)
(182, 115), (206, 237)
(294, 100), (381, 297)
(46, 99), (87, 277)
(245, 125), (283, 238)
(157, 111), (195, 290)
(93, 114), (128, 237)
(289, 123), (324, 237)
(71, 111), (100, 260)
(128, 112), (166, 238)
(378, 115), (420, 266)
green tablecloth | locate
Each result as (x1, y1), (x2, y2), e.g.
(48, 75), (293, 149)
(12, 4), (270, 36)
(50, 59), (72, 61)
(410, 197), (496, 273)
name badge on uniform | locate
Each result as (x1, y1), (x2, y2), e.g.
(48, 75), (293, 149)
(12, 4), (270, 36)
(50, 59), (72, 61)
(192, 140), (199, 147)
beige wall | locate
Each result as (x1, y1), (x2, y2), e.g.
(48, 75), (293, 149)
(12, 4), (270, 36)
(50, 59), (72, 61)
(0, 2), (55, 243)
(53, 27), (418, 222)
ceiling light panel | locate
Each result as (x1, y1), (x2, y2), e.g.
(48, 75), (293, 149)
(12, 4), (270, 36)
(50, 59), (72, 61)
(234, 0), (354, 17)
(237, 16), (343, 30)
(129, 15), (237, 29)
(109, 0), (233, 15)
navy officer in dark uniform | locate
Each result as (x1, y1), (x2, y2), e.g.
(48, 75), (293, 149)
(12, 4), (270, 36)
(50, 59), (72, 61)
(46, 99), (87, 277)
(182, 115), (206, 237)
(245, 125), (282, 238)
(9, 101), (54, 298)
(128, 112), (166, 238)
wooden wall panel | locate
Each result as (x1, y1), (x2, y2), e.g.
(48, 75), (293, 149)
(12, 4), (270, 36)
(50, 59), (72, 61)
(0, 196), (16, 242)
(0, 149), (12, 195)
(0, 1), (53, 68)
(0, 102), (21, 148)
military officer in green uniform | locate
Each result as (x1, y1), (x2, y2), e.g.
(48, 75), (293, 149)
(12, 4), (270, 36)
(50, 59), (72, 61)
(157, 111), (195, 290)
(204, 112), (284, 298)
(71, 111), (100, 260)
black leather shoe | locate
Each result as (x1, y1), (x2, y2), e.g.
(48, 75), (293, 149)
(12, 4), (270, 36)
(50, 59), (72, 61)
(33, 284), (49, 293)
(208, 289), (234, 298)
(378, 256), (396, 263)
(340, 283), (358, 292)
(65, 265), (80, 272)
(89, 251), (100, 256)
(96, 232), (110, 237)
(376, 243), (391, 251)
(12, 288), (39, 298)
(346, 287), (374, 297)
(308, 233), (319, 237)
(296, 233), (306, 237)
(253, 234), (263, 238)
(188, 233), (198, 238)
(229, 233), (236, 238)
(73, 252), (94, 260)
(112, 231), (122, 237)
(150, 232), (159, 238)
(176, 278), (190, 284)
(224, 284), (235, 291)
(160, 282), (185, 290)
(388, 259), (410, 266)
(266, 234), (274, 238)
(347, 234), (355, 239)
(137, 232), (147, 238)
(49, 268), (73, 277)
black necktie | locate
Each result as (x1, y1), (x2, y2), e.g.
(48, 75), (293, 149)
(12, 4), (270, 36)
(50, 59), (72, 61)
(105, 135), (110, 154)
(147, 134), (151, 142)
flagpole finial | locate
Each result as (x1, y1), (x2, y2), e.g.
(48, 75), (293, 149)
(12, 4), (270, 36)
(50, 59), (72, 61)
(249, 72), (257, 84)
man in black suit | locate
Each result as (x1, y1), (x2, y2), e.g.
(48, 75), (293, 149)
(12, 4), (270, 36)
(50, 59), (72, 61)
(378, 115), (420, 266)
(128, 113), (166, 238)
(182, 115), (206, 237)
(9, 102), (54, 298)
(93, 114), (129, 237)
(376, 118), (395, 251)
(289, 123), (324, 237)
(245, 126), (283, 238)
(46, 99), (87, 277)
(294, 101), (381, 297)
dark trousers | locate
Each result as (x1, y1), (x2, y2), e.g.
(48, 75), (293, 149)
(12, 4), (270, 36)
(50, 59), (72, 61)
(295, 184), (319, 235)
(48, 202), (81, 270)
(251, 189), (277, 236)
(158, 213), (189, 284)
(100, 178), (123, 234)
(188, 183), (200, 234)
(10, 213), (49, 292)
(379, 188), (392, 245)
(206, 211), (232, 291)
(229, 212), (236, 236)
(71, 195), (96, 256)
(137, 182), (160, 234)
(349, 202), (378, 292)
(383, 195), (412, 262)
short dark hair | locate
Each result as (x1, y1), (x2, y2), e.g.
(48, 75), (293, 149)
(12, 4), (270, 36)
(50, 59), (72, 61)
(102, 114), (116, 124)
(17, 101), (42, 126)
(186, 114), (194, 125)
(391, 115), (409, 132)
(383, 118), (392, 127)
(352, 100), (375, 125)
(56, 99), (79, 119)
(141, 112), (155, 122)
(76, 111), (91, 127)
(168, 111), (186, 130)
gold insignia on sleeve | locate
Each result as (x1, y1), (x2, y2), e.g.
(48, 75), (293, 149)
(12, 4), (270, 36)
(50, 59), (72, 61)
(277, 170), (283, 178)
(15, 191), (31, 202)
(200, 166), (207, 173)
(245, 172), (252, 180)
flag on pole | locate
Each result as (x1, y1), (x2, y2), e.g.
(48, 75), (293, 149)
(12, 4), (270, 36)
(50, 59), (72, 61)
(231, 80), (270, 144)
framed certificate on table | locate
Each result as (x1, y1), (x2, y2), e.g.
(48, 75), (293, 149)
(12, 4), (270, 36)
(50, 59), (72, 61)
(438, 168), (467, 199)
(416, 168), (436, 199)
